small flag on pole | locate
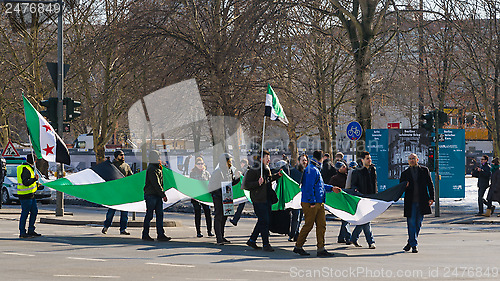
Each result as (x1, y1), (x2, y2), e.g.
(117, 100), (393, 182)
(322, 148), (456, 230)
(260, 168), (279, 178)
(23, 95), (71, 165)
(265, 84), (288, 125)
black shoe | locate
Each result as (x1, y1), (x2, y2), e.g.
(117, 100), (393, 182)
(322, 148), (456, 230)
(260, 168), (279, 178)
(317, 250), (335, 257)
(263, 245), (274, 252)
(101, 227), (108, 234)
(403, 244), (411, 251)
(157, 235), (172, 242)
(208, 232), (214, 237)
(246, 240), (261, 250)
(337, 239), (346, 244)
(412, 246), (418, 253)
(142, 235), (154, 241)
(491, 206), (496, 215)
(293, 247), (310, 256)
(345, 241), (352, 245)
(120, 230), (130, 235)
(197, 233), (203, 238)
(475, 212), (484, 216)
(28, 231), (42, 237)
(352, 241), (362, 247)
(19, 233), (33, 239)
(229, 219), (237, 226)
(288, 237), (294, 242)
(222, 238), (231, 244)
(216, 241), (225, 245)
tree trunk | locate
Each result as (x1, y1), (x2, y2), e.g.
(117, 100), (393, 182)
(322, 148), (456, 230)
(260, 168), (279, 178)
(355, 62), (371, 156)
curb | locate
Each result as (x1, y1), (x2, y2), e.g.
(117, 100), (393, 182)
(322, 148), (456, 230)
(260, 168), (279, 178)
(39, 217), (180, 227)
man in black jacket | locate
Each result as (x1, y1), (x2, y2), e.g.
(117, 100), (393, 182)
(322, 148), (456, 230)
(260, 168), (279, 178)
(142, 150), (171, 242)
(349, 151), (377, 249)
(243, 150), (282, 252)
(321, 153), (336, 184)
(399, 153), (434, 253)
(474, 155), (491, 215)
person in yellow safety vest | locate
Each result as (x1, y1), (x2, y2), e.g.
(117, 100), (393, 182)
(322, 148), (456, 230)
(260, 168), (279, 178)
(17, 154), (41, 238)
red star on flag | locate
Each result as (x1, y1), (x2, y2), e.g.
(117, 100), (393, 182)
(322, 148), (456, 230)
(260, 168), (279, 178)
(43, 144), (55, 155)
(42, 124), (52, 132)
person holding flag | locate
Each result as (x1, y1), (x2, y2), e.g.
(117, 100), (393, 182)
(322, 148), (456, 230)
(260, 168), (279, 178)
(17, 154), (42, 238)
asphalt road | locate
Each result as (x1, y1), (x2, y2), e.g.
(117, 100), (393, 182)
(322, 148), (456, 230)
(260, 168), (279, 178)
(1, 203), (500, 281)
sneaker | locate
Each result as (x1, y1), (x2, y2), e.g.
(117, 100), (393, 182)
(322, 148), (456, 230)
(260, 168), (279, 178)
(288, 237), (294, 242)
(368, 243), (376, 249)
(262, 245), (274, 252)
(142, 235), (154, 241)
(222, 238), (231, 244)
(157, 235), (172, 242)
(28, 231), (42, 237)
(120, 230), (130, 235)
(208, 232), (214, 237)
(246, 240), (262, 250)
(19, 233), (33, 239)
(101, 227), (108, 234)
(197, 233), (203, 238)
(229, 219), (237, 226)
(317, 249), (335, 257)
(411, 246), (418, 253)
(352, 241), (362, 247)
(293, 247), (310, 256)
(403, 244), (411, 251)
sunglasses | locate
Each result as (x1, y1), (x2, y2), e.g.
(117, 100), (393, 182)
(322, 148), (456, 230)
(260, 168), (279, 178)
(196, 162), (204, 165)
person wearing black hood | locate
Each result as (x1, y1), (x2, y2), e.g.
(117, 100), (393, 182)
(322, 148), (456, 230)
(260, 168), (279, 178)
(102, 150), (133, 235)
(244, 150), (283, 252)
(142, 150), (171, 242)
(209, 153), (241, 245)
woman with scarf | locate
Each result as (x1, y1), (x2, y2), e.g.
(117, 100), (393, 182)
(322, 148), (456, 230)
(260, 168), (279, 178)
(484, 157), (500, 217)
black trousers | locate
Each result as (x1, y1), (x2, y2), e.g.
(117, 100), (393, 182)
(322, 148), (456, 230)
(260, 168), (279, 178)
(191, 199), (212, 234)
(211, 194), (227, 243)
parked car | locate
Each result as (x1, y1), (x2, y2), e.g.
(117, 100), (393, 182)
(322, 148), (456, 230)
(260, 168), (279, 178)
(1, 163), (53, 205)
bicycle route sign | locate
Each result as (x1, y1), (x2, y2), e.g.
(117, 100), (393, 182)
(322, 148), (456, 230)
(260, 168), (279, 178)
(346, 121), (363, 141)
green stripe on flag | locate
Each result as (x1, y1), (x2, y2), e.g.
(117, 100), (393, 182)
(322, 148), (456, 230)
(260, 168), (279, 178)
(23, 96), (42, 159)
(272, 172), (301, 211)
(325, 191), (361, 215)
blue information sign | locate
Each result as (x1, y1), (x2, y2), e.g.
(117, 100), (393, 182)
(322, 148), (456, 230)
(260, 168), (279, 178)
(346, 121), (363, 141)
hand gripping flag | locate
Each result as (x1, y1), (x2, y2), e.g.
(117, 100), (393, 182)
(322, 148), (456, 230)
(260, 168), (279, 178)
(265, 84), (289, 125)
(23, 96), (70, 165)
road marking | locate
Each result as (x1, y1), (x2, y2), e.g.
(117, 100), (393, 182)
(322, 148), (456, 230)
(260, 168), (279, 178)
(3, 252), (35, 257)
(185, 279), (247, 281)
(146, 262), (195, 268)
(54, 275), (119, 278)
(67, 257), (107, 262)
(243, 269), (289, 274)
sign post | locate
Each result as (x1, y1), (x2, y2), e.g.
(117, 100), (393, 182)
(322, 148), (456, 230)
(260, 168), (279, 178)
(1, 140), (21, 157)
(346, 121), (363, 162)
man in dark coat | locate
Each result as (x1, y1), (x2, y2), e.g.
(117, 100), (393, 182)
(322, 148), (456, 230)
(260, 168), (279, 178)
(320, 153), (336, 184)
(243, 150), (282, 252)
(474, 155), (491, 215)
(399, 153), (435, 253)
(142, 150), (171, 242)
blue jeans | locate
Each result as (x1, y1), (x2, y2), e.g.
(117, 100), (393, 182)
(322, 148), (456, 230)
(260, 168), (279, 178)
(407, 202), (424, 247)
(104, 209), (128, 231)
(19, 198), (38, 235)
(289, 209), (302, 239)
(351, 222), (375, 244)
(249, 202), (272, 246)
(338, 220), (351, 242)
(142, 195), (165, 238)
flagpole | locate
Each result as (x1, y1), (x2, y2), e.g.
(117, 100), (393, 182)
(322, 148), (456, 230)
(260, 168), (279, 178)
(28, 135), (38, 172)
(261, 116), (266, 178)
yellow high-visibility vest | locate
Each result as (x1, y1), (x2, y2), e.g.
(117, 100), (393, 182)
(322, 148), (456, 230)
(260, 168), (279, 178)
(16, 164), (37, 195)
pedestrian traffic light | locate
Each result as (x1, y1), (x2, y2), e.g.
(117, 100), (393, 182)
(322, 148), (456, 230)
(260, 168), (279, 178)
(40, 97), (58, 125)
(436, 110), (449, 129)
(64, 97), (81, 121)
(427, 146), (435, 172)
(419, 112), (434, 132)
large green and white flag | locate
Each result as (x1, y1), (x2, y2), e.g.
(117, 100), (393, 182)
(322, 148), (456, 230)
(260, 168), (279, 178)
(23, 96), (70, 164)
(265, 84), (289, 125)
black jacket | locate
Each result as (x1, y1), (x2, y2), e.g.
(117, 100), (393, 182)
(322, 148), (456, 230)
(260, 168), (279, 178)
(351, 165), (377, 194)
(243, 163), (281, 203)
(321, 159), (336, 184)
(400, 165), (435, 217)
(144, 163), (164, 198)
(477, 163), (491, 189)
(329, 172), (347, 189)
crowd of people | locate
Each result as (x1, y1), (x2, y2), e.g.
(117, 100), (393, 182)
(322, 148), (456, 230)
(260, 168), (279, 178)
(14, 149), (437, 256)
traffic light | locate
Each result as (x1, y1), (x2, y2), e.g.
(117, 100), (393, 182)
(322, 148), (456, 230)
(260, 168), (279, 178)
(436, 110), (449, 128)
(40, 97), (58, 125)
(427, 146), (435, 172)
(64, 97), (81, 121)
(419, 112), (434, 132)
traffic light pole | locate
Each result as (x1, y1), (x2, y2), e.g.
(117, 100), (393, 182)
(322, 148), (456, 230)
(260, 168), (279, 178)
(434, 111), (440, 217)
(55, 0), (64, 217)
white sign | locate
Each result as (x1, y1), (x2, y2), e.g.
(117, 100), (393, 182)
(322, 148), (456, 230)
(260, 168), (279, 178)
(221, 181), (234, 216)
(1, 140), (20, 157)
